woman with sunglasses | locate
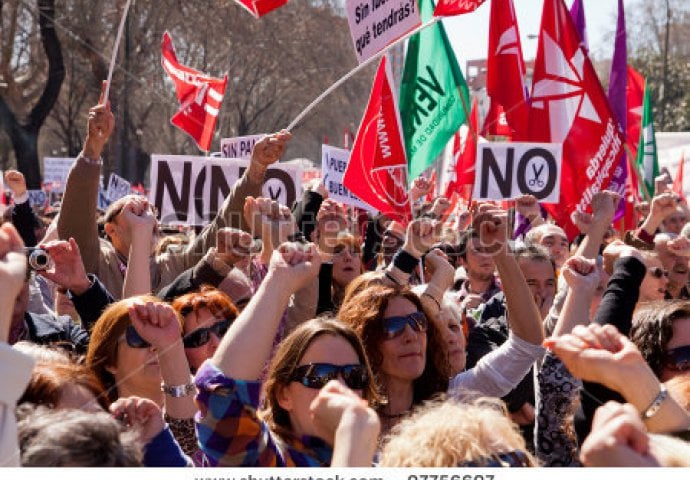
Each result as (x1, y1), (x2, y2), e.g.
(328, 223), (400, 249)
(194, 242), (379, 466)
(339, 208), (546, 435)
(171, 286), (237, 372)
(85, 296), (199, 458)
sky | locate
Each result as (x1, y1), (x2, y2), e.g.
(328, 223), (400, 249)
(444, 0), (624, 75)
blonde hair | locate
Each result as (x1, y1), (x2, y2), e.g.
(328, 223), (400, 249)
(379, 397), (537, 467)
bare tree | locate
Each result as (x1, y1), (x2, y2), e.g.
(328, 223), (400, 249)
(0, 0), (65, 187)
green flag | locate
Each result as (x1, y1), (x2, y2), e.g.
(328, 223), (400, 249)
(400, 0), (470, 180)
(635, 81), (658, 197)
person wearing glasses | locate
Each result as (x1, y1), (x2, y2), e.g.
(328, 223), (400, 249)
(194, 241), (380, 467)
(85, 296), (198, 459)
(171, 287), (237, 373)
(339, 207), (545, 436)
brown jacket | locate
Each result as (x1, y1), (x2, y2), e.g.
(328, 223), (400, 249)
(58, 155), (259, 300)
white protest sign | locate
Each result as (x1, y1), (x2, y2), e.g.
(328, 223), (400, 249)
(346, 0), (421, 64)
(321, 145), (376, 212)
(149, 155), (301, 226)
(43, 157), (76, 192)
(473, 142), (563, 203)
(106, 173), (132, 202)
(220, 134), (265, 160)
(28, 190), (47, 208)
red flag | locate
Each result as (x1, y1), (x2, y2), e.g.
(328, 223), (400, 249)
(481, 101), (513, 139)
(486, 0), (529, 139)
(673, 152), (686, 200)
(234, 0), (288, 18)
(527, 0), (625, 239)
(343, 56), (411, 224)
(161, 31), (227, 152)
(626, 65), (645, 161)
(446, 97), (479, 203)
(434, 0), (487, 16)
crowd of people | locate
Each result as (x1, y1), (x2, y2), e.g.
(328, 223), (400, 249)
(1, 99), (690, 468)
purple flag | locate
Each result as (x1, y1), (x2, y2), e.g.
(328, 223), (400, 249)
(608, 0), (628, 220)
(569, 0), (589, 53)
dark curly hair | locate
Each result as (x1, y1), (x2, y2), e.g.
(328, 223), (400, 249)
(338, 285), (450, 407)
(630, 300), (690, 377)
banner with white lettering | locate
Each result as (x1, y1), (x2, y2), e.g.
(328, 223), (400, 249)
(322, 145), (376, 212)
(150, 155), (301, 226)
(220, 134), (265, 160)
(106, 173), (132, 203)
(43, 157), (76, 192)
(473, 142), (563, 202)
(346, 0), (421, 64)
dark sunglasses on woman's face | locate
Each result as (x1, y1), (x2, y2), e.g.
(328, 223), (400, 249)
(382, 311), (428, 340)
(662, 345), (690, 372)
(290, 363), (369, 390)
(183, 319), (231, 349)
(458, 449), (532, 467)
(648, 267), (669, 279)
(124, 325), (151, 349)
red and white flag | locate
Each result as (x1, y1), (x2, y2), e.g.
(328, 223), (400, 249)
(527, 0), (625, 239)
(234, 0), (288, 18)
(161, 31), (227, 152)
(446, 97), (479, 204)
(481, 99), (513, 139)
(343, 56), (411, 224)
(434, 0), (487, 17)
(486, 0), (529, 140)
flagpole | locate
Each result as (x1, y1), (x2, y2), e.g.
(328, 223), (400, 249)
(625, 143), (652, 201)
(286, 17), (441, 132)
(103, 0), (134, 105)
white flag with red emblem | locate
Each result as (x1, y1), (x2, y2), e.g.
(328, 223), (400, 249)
(343, 56), (411, 224)
(161, 31), (227, 152)
(527, 0), (625, 239)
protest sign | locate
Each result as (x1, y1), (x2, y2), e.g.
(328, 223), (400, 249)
(473, 142), (562, 202)
(43, 157), (76, 192)
(322, 145), (376, 212)
(220, 134), (264, 160)
(150, 155), (301, 226)
(106, 173), (132, 203)
(345, 0), (421, 63)
(28, 190), (48, 208)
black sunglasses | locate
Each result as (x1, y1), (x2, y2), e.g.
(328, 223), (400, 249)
(382, 311), (428, 340)
(648, 267), (669, 279)
(124, 325), (151, 349)
(183, 319), (231, 349)
(662, 345), (690, 372)
(290, 363), (369, 390)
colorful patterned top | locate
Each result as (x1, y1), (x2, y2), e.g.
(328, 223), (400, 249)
(194, 361), (332, 467)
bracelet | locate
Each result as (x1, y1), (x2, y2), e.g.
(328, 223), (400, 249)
(641, 384), (668, 420)
(161, 381), (196, 398)
(392, 249), (420, 274)
(422, 292), (441, 310)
